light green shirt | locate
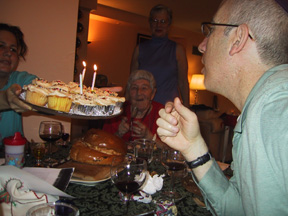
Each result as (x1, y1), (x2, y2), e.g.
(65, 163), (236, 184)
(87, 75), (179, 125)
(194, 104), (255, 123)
(197, 64), (288, 215)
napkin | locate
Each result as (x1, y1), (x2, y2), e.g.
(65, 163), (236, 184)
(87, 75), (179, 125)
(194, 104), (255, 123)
(141, 172), (164, 195)
(131, 172), (164, 204)
(0, 165), (72, 216)
(131, 191), (152, 204)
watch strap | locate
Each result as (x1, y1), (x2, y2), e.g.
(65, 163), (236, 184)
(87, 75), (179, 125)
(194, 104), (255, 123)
(186, 152), (212, 169)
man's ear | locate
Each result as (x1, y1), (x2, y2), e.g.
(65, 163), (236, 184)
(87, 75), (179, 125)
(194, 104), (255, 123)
(229, 24), (250, 56)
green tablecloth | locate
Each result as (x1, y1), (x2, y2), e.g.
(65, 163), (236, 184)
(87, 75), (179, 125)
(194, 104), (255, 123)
(19, 144), (212, 216)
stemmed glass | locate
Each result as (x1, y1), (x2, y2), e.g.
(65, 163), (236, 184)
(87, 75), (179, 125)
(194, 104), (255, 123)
(39, 121), (62, 166)
(30, 142), (46, 167)
(161, 148), (187, 201)
(110, 155), (147, 215)
(134, 138), (154, 164)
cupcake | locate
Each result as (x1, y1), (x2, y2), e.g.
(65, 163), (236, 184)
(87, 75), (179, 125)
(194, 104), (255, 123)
(71, 94), (95, 115)
(47, 85), (72, 112)
(23, 84), (50, 106)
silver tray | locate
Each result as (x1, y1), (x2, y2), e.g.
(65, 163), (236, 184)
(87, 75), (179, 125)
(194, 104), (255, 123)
(19, 91), (122, 120)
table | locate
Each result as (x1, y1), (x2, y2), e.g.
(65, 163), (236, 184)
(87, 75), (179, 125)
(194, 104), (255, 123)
(7, 144), (213, 216)
(63, 159), (212, 216)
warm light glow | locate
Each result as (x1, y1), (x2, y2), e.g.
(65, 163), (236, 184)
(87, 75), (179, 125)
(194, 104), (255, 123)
(94, 64), (97, 71)
(82, 61), (86, 67)
(190, 74), (206, 90)
(88, 13), (133, 42)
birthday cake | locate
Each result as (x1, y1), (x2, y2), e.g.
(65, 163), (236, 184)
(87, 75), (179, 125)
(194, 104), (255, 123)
(22, 78), (125, 116)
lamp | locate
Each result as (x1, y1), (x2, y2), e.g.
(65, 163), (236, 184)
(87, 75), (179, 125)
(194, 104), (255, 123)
(190, 74), (206, 104)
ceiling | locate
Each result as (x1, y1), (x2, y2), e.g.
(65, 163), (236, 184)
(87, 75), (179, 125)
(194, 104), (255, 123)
(97, 0), (222, 33)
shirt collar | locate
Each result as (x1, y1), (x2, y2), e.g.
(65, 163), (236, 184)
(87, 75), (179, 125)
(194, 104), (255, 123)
(234, 64), (288, 133)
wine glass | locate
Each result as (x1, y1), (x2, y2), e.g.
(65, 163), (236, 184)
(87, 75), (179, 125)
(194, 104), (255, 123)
(161, 148), (187, 201)
(30, 142), (46, 167)
(39, 121), (62, 166)
(134, 138), (154, 164)
(110, 155), (147, 215)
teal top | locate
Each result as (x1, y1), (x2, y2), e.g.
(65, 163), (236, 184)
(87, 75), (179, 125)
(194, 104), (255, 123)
(0, 71), (37, 146)
(196, 64), (288, 215)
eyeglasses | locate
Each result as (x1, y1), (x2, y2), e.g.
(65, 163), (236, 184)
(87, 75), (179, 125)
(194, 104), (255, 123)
(201, 22), (253, 39)
(150, 19), (169, 25)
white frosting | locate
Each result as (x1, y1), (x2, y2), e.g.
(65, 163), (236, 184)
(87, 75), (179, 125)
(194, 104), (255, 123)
(48, 84), (70, 93)
(24, 84), (51, 95)
(32, 78), (51, 88)
(48, 89), (71, 98)
(73, 95), (94, 105)
(94, 97), (115, 106)
(50, 80), (66, 86)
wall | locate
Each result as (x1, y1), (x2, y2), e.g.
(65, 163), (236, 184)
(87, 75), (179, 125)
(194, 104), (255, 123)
(0, 0), (79, 142)
(85, 5), (239, 115)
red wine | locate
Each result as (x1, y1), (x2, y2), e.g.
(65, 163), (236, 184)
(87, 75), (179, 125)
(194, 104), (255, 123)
(115, 181), (141, 194)
(164, 162), (186, 171)
(62, 133), (69, 141)
(40, 134), (61, 142)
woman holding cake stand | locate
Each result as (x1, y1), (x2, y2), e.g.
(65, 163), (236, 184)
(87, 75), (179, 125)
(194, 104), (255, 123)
(0, 23), (123, 147)
(0, 23), (38, 146)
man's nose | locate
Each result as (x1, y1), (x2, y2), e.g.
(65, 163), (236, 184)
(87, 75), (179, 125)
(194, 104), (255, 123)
(198, 37), (208, 54)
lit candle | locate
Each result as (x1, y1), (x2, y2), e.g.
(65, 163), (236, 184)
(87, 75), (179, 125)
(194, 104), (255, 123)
(79, 73), (83, 95)
(91, 64), (97, 90)
(82, 61), (86, 81)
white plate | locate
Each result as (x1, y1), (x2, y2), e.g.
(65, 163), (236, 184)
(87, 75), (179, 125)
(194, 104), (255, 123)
(70, 176), (111, 186)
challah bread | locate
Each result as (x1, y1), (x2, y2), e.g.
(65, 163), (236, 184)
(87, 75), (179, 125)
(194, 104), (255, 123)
(70, 129), (126, 165)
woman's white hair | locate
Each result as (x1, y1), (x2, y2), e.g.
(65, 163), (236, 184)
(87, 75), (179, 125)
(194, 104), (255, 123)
(126, 70), (156, 99)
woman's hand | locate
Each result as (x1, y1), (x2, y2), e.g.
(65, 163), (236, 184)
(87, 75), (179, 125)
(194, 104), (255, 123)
(0, 84), (32, 112)
(131, 120), (153, 139)
(100, 86), (123, 92)
(116, 117), (130, 137)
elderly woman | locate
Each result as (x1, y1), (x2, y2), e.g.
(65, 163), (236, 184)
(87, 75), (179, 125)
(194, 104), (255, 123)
(103, 70), (164, 143)
(130, 4), (189, 107)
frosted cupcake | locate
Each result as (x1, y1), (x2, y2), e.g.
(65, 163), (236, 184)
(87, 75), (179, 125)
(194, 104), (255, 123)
(47, 85), (72, 112)
(71, 94), (96, 115)
(23, 84), (51, 106)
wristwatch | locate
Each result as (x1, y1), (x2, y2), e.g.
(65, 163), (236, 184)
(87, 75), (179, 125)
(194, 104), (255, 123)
(186, 152), (212, 169)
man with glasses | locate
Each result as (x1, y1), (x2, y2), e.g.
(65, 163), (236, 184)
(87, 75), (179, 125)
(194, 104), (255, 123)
(130, 4), (189, 107)
(157, 0), (288, 215)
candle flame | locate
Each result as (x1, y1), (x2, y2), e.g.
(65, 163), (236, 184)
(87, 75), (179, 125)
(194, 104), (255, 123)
(94, 64), (97, 71)
(82, 61), (86, 67)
